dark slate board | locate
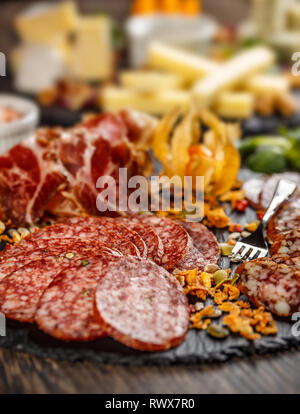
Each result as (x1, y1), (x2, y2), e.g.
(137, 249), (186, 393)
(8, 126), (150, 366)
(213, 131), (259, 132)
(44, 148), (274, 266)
(0, 169), (299, 365)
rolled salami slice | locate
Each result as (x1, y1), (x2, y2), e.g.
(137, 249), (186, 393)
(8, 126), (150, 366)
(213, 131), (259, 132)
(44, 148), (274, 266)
(114, 217), (164, 264)
(36, 254), (120, 341)
(236, 258), (300, 317)
(267, 190), (300, 242)
(23, 223), (139, 256)
(270, 230), (300, 257)
(0, 242), (121, 323)
(132, 215), (191, 269)
(0, 238), (121, 282)
(95, 256), (189, 351)
(58, 217), (147, 258)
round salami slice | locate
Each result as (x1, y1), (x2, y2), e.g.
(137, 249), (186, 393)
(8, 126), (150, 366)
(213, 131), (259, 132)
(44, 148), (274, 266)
(267, 190), (300, 242)
(243, 177), (265, 209)
(270, 230), (300, 257)
(95, 256), (189, 351)
(58, 217), (147, 258)
(0, 242), (121, 323)
(114, 217), (164, 264)
(172, 245), (206, 271)
(36, 254), (120, 341)
(0, 238), (121, 282)
(177, 220), (220, 265)
(132, 215), (191, 269)
(24, 223), (139, 256)
(259, 173), (299, 211)
(272, 255), (300, 271)
(236, 258), (300, 317)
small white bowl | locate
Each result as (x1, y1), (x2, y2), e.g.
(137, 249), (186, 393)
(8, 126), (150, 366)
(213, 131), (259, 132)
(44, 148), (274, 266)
(0, 94), (40, 153)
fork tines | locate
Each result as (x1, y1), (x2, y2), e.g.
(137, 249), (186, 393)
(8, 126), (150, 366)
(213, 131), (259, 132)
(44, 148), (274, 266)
(229, 242), (268, 263)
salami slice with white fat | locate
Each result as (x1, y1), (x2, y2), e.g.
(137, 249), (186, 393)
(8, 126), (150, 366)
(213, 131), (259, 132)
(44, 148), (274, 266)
(0, 238), (121, 282)
(36, 254), (120, 341)
(259, 173), (299, 211)
(270, 230), (300, 257)
(0, 241), (121, 323)
(236, 258), (300, 317)
(114, 217), (164, 264)
(132, 215), (191, 269)
(24, 223), (139, 256)
(95, 256), (189, 351)
(272, 255), (300, 271)
(267, 190), (300, 242)
(58, 217), (147, 258)
(243, 177), (265, 209)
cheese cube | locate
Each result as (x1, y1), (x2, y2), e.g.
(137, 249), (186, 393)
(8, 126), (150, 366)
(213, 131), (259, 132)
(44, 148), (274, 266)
(70, 16), (112, 81)
(214, 92), (255, 119)
(120, 71), (185, 92)
(102, 87), (190, 115)
(15, 1), (78, 43)
(148, 42), (219, 81)
(193, 46), (275, 108)
(246, 74), (290, 96)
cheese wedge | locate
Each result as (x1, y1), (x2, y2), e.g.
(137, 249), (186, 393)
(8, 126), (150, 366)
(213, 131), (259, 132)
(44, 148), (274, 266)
(120, 70), (185, 92)
(214, 92), (255, 119)
(102, 87), (190, 115)
(193, 46), (275, 108)
(70, 16), (112, 81)
(246, 74), (290, 96)
(148, 41), (219, 81)
(15, 1), (78, 43)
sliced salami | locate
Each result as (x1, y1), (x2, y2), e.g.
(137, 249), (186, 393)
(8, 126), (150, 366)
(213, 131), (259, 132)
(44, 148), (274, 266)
(236, 258), (300, 317)
(272, 255), (300, 271)
(59, 217), (147, 258)
(270, 230), (300, 257)
(132, 215), (191, 269)
(36, 254), (120, 341)
(177, 220), (220, 265)
(0, 242), (121, 323)
(24, 223), (139, 256)
(259, 173), (299, 211)
(0, 238), (121, 282)
(95, 256), (189, 351)
(267, 190), (300, 242)
(114, 217), (164, 264)
(243, 177), (265, 209)
(172, 245), (206, 271)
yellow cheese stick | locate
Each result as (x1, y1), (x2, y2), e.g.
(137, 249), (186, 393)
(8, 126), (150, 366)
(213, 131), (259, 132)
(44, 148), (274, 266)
(245, 74), (290, 96)
(148, 42), (219, 81)
(120, 70), (185, 92)
(102, 87), (190, 115)
(214, 92), (255, 119)
(193, 46), (275, 108)
(15, 1), (78, 43)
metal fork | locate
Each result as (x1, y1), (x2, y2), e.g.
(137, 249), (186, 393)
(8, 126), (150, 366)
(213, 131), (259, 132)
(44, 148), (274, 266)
(229, 179), (297, 264)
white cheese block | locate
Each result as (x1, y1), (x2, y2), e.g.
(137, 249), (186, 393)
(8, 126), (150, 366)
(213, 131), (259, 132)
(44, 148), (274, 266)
(15, 1), (78, 43)
(193, 46), (275, 108)
(70, 16), (112, 81)
(120, 71), (185, 92)
(102, 87), (190, 115)
(14, 44), (66, 94)
(214, 92), (255, 119)
(246, 74), (290, 96)
(148, 41), (219, 81)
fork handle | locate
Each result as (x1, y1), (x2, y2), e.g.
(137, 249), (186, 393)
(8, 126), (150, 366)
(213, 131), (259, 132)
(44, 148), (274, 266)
(261, 179), (297, 227)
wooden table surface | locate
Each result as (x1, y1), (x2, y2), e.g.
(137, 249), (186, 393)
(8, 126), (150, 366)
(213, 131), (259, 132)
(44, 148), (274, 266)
(0, 347), (299, 394)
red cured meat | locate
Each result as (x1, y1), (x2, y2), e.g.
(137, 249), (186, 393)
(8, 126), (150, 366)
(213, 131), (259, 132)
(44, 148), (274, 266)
(0, 140), (65, 226)
(236, 258), (300, 317)
(60, 217), (147, 258)
(132, 216), (191, 269)
(114, 217), (164, 263)
(95, 256), (189, 351)
(0, 238), (120, 282)
(272, 255), (300, 271)
(259, 173), (299, 211)
(36, 255), (120, 341)
(0, 111), (156, 226)
(24, 223), (140, 256)
(243, 177), (265, 209)
(270, 230), (300, 257)
(0, 243), (120, 323)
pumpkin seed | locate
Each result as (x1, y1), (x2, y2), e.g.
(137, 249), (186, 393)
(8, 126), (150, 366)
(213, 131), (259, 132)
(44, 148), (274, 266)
(204, 263), (220, 273)
(219, 243), (233, 256)
(213, 270), (228, 286)
(207, 324), (229, 339)
(0, 221), (5, 235)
